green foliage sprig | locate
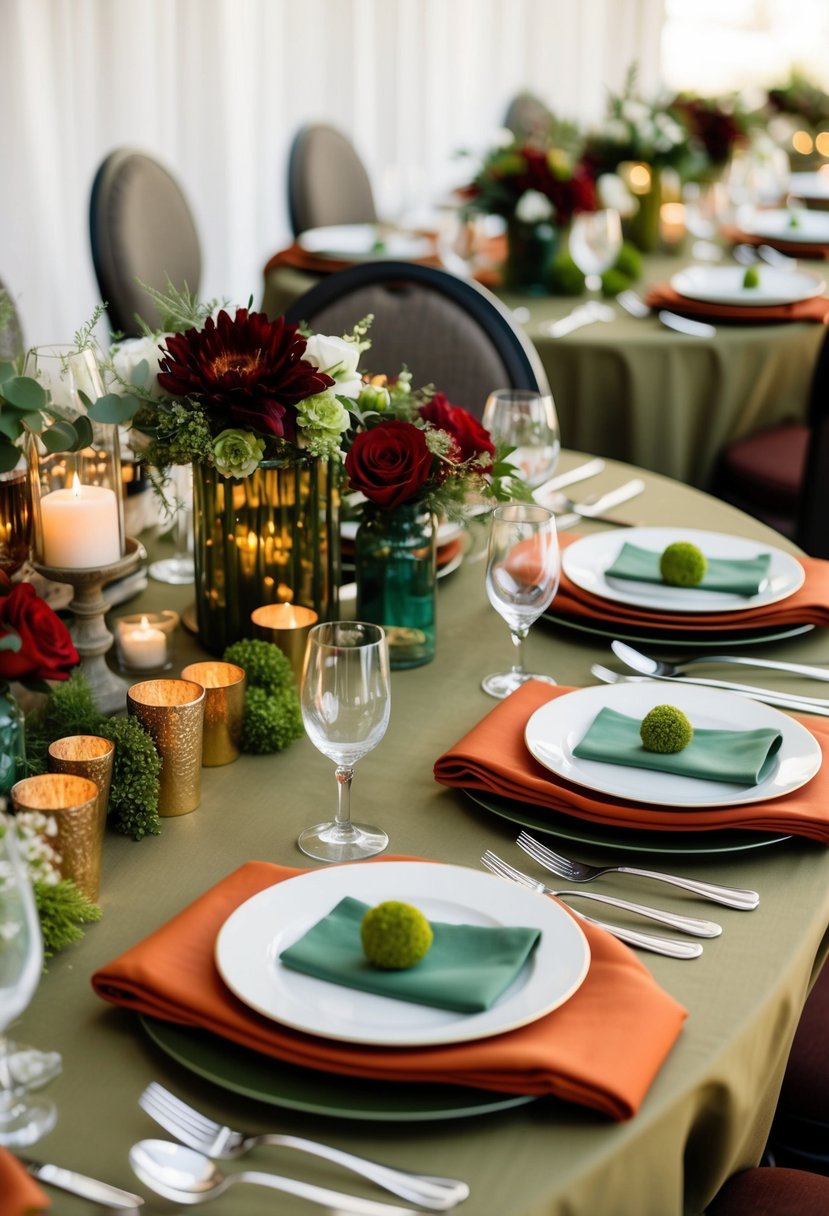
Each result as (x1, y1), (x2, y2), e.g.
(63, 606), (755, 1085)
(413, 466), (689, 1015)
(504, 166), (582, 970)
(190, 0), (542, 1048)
(34, 879), (102, 959)
(223, 638), (303, 754)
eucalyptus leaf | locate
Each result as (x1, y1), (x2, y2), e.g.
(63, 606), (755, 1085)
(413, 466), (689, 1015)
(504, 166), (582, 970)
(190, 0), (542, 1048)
(0, 361), (15, 384)
(0, 414), (22, 442)
(88, 392), (139, 425)
(21, 411), (45, 433)
(0, 441), (22, 472)
(71, 414), (94, 449)
(2, 376), (48, 410)
(42, 420), (79, 452)
(131, 358), (149, 387)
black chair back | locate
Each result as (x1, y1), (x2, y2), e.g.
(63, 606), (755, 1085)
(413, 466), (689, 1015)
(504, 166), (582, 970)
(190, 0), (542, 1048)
(796, 325), (829, 557)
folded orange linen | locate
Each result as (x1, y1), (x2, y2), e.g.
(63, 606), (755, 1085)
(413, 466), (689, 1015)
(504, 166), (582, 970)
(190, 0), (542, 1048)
(264, 241), (443, 278)
(91, 859), (686, 1121)
(723, 224), (829, 260)
(644, 282), (829, 324)
(554, 534), (829, 635)
(0, 1147), (49, 1214)
(434, 681), (829, 844)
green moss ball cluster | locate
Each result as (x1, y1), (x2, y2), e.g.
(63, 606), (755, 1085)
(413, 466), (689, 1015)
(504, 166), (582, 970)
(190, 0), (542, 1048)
(742, 265), (760, 289)
(659, 541), (708, 587)
(361, 901), (434, 970)
(640, 705), (694, 754)
(223, 638), (303, 754)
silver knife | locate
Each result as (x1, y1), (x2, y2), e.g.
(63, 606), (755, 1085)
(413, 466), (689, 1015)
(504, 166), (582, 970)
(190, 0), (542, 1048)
(565, 478), (645, 518)
(658, 310), (716, 338)
(533, 458), (605, 502)
(18, 1156), (144, 1208)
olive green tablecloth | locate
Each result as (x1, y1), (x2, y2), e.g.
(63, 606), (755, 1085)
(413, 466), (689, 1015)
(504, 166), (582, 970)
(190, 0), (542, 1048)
(262, 252), (826, 490)
(20, 455), (829, 1216)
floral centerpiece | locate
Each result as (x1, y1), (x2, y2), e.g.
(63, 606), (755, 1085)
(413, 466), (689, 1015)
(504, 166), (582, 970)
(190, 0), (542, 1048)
(668, 94), (747, 180)
(461, 140), (597, 292)
(344, 374), (521, 668)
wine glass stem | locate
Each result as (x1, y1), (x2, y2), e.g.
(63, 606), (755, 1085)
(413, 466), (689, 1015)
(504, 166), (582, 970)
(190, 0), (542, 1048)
(509, 628), (528, 677)
(334, 765), (355, 833)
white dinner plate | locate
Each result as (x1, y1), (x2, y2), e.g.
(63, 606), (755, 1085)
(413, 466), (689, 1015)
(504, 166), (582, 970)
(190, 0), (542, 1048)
(525, 684), (822, 809)
(215, 862), (590, 1048)
(737, 206), (829, 245)
(562, 527), (805, 614)
(297, 224), (433, 262)
(670, 265), (825, 307)
(789, 172), (829, 203)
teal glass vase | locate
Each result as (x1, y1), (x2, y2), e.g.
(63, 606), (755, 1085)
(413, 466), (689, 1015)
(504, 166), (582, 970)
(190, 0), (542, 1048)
(0, 685), (26, 797)
(355, 503), (437, 669)
(505, 218), (560, 294)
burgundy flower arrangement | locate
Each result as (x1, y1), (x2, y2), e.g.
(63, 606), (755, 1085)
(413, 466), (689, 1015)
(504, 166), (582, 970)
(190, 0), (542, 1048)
(0, 575), (79, 689)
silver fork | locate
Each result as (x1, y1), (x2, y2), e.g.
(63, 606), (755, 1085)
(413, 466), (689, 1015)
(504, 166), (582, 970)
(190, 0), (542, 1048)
(139, 1083), (468, 1210)
(516, 832), (759, 910)
(480, 852), (704, 958)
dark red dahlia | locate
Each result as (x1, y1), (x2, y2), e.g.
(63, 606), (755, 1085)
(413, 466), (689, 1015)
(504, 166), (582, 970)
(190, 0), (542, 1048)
(156, 309), (335, 440)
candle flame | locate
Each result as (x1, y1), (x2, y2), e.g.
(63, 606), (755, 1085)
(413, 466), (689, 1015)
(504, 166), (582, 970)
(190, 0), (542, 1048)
(139, 615), (150, 629)
(71, 472), (82, 497)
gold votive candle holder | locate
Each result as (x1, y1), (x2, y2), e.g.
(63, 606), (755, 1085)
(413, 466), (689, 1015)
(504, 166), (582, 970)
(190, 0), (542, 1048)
(251, 603), (318, 684)
(46, 735), (115, 850)
(11, 772), (103, 901)
(127, 678), (205, 817)
(180, 661), (246, 767)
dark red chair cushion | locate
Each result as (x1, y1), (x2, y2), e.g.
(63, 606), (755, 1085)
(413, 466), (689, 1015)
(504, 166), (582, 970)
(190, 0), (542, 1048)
(705, 1167), (829, 1215)
(719, 423), (809, 514)
(768, 964), (829, 1170)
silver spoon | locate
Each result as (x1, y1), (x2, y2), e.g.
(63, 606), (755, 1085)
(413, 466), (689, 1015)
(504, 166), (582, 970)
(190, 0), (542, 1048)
(129, 1139), (421, 1214)
(611, 640), (829, 684)
(591, 663), (829, 717)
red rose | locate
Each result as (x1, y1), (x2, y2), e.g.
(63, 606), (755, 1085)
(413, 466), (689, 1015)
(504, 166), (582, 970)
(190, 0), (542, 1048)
(418, 393), (496, 468)
(0, 583), (79, 683)
(345, 420), (433, 509)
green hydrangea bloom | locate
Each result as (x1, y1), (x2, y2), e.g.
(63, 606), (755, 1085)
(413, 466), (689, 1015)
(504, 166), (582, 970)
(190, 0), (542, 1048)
(640, 705), (694, 754)
(361, 901), (434, 970)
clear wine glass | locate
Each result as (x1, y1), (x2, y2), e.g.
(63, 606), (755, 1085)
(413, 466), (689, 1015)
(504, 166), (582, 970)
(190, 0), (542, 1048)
(569, 209), (623, 301)
(481, 388), (560, 490)
(149, 464), (195, 585)
(298, 621), (391, 862)
(0, 814), (58, 1145)
(482, 504), (560, 699)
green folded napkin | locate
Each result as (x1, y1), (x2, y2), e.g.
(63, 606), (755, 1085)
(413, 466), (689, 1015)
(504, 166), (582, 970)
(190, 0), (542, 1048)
(279, 896), (541, 1013)
(605, 542), (772, 597)
(572, 707), (783, 786)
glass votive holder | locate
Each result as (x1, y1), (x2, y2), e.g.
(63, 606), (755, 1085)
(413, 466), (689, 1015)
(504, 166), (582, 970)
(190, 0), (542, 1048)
(180, 661), (246, 767)
(115, 610), (179, 673)
(251, 604), (318, 684)
(11, 772), (103, 902)
(126, 678), (205, 817)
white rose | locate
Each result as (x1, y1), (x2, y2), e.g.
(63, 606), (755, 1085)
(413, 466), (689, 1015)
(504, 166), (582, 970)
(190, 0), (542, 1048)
(514, 189), (554, 224)
(302, 333), (363, 399)
(109, 335), (168, 398)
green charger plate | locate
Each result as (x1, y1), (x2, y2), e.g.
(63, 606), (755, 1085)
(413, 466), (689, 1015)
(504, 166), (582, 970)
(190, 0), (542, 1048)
(140, 1016), (537, 1122)
(542, 611), (814, 650)
(464, 790), (790, 856)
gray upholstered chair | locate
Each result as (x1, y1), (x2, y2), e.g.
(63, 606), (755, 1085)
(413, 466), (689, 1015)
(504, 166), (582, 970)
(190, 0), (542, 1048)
(89, 148), (202, 337)
(283, 260), (550, 418)
(287, 123), (377, 237)
(0, 277), (24, 362)
(503, 92), (553, 142)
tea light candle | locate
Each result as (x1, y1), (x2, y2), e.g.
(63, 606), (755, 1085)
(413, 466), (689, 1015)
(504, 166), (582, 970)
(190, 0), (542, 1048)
(660, 202), (686, 250)
(40, 473), (120, 568)
(120, 615), (167, 670)
(251, 603), (318, 683)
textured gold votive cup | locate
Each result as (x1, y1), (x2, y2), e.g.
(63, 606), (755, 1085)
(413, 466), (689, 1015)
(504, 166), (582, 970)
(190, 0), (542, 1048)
(251, 603), (318, 684)
(180, 661), (246, 767)
(11, 772), (102, 901)
(127, 679), (205, 816)
(47, 734), (115, 848)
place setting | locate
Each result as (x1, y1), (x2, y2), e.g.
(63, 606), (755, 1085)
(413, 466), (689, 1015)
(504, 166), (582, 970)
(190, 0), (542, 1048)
(643, 261), (829, 324)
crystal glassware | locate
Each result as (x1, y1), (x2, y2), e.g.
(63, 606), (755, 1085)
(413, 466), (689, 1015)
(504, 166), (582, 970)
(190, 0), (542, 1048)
(298, 621), (391, 862)
(481, 388), (560, 490)
(149, 464), (195, 585)
(482, 503), (560, 699)
(0, 813), (58, 1145)
(568, 209), (623, 297)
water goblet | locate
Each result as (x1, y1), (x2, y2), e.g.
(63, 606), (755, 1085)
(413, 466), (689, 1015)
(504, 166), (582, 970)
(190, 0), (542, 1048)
(149, 463), (195, 585)
(298, 621), (391, 862)
(569, 209), (623, 300)
(481, 388), (560, 490)
(482, 504), (560, 699)
(0, 814), (58, 1145)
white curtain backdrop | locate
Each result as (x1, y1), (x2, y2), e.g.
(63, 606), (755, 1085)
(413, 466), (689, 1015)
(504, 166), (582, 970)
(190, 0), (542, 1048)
(0, 0), (664, 349)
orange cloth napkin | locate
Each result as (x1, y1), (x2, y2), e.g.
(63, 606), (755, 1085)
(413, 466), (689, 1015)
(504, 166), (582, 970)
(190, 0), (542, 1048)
(434, 681), (829, 843)
(722, 224), (829, 260)
(553, 533), (829, 635)
(644, 282), (829, 324)
(264, 241), (443, 278)
(91, 859), (686, 1121)
(341, 536), (464, 570)
(0, 1148), (49, 1214)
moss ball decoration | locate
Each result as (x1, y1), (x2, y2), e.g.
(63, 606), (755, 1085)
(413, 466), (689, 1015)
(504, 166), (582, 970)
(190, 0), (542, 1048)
(361, 901), (434, 970)
(659, 541), (708, 587)
(640, 705), (694, 754)
(742, 264), (760, 289)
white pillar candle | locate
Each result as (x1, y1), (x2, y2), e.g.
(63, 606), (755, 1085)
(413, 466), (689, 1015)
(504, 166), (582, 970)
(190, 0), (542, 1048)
(40, 475), (121, 569)
(120, 616), (167, 670)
